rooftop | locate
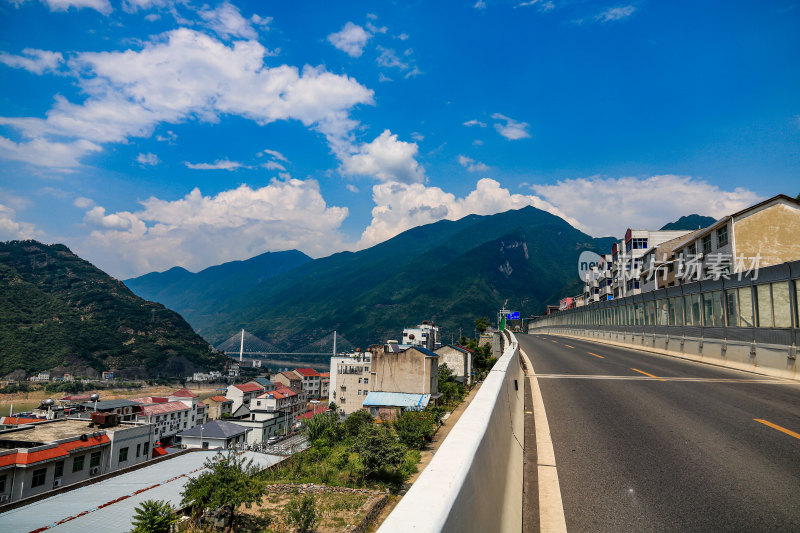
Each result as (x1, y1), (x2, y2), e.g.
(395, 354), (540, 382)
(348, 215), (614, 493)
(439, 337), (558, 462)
(232, 382), (264, 393)
(79, 399), (141, 411)
(208, 395), (232, 403)
(169, 387), (197, 398)
(362, 392), (431, 411)
(139, 401), (190, 416)
(178, 420), (249, 439)
(295, 367), (319, 377)
(0, 418), (132, 444)
(128, 396), (169, 405)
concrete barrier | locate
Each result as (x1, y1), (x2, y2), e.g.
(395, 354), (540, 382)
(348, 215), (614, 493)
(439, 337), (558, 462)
(377, 332), (524, 533)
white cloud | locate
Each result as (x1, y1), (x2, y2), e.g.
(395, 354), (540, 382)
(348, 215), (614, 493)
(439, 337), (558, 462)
(474, 1), (487, 10)
(84, 205), (134, 230)
(40, 0), (112, 15)
(199, 2), (258, 40)
(530, 175), (760, 238)
(491, 113), (531, 140)
(74, 196), (94, 208)
(79, 180), (349, 278)
(411, 132), (424, 141)
(0, 29), (374, 169)
(596, 5), (636, 22)
(185, 159), (243, 171)
(473, 139), (484, 146)
(366, 21), (387, 35)
(0, 203), (40, 240)
(328, 22), (371, 58)
(156, 130), (177, 143)
(397, 33), (410, 41)
(458, 155), (490, 172)
(463, 119), (487, 128)
(341, 130), (425, 184)
(358, 178), (579, 247)
(346, 184), (359, 193)
(261, 149), (288, 162)
(0, 136), (101, 169)
(136, 152), (159, 166)
(376, 46), (409, 70)
(261, 160), (285, 171)
(0, 48), (63, 74)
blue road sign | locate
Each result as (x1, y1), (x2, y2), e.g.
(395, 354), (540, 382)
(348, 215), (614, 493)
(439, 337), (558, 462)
(507, 311), (520, 320)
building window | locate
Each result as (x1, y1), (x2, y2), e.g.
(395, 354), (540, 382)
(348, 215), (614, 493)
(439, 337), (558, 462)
(702, 235), (712, 254)
(0, 474), (6, 493)
(688, 243), (697, 256)
(90, 451), (101, 468)
(31, 468), (47, 488)
(119, 447), (129, 463)
(717, 225), (728, 247)
(54, 460), (64, 478)
(143, 442), (150, 457)
(136, 443), (141, 458)
(73, 455), (85, 473)
(363, 378), (368, 384)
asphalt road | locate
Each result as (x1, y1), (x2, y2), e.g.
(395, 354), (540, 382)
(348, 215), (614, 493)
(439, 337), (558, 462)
(518, 333), (800, 533)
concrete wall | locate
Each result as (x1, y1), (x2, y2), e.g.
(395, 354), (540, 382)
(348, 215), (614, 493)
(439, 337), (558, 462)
(377, 332), (524, 533)
(371, 347), (438, 395)
(735, 202), (800, 268)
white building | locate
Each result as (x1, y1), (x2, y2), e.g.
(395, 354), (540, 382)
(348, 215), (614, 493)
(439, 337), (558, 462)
(225, 382), (266, 415)
(434, 344), (473, 385)
(329, 352), (372, 417)
(178, 420), (250, 450)
(294, 368), (322, 398)
(232, 386), (308, 444)
(402, 320), (440, 350)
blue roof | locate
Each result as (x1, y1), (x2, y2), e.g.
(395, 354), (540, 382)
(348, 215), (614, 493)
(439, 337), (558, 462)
(362, 392), (430, 410)
(253, 377), (275, 387)
(409, 346), (438, 357)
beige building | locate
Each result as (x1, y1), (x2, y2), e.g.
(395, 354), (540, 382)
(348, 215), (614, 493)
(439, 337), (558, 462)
(369, 344), (439, 397)
(671, 194), (800, 283)
(434, 345), (473, 385)
(204, 395), (233, 420)
(329, 353), (372, 417)
(272, 370), (303, 391)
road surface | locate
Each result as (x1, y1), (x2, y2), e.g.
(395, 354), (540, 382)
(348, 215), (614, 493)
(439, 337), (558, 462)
(519, 333), (800, 532)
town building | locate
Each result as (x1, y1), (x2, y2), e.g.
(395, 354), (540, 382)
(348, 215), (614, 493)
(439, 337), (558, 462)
(402, 320), (440, 350)
(231, 386), (308, 444)
(204, 396), (233, 420)
(272, 370), (303, 391)
(294, 368), (322, 398)
(319, 372), (330, 398)
(0, 417), (153, 504)
(225, 381), (267, 415)
(369, 344), (440, 397)
(30, 372), (50, 382)
(434, 344), (473, 385)
(328, 352), (372, 416)
(177, 420), (250, 450)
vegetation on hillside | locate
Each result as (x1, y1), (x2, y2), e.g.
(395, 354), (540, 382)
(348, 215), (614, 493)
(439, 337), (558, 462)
(0, 240), (226, 378)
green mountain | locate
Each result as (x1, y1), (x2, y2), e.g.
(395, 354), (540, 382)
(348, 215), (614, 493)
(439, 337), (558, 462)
(124, 249), (311, 325)
(127, 207), (614, 360)
(0, 240), (227, 379)
(660, 214), (716, 231)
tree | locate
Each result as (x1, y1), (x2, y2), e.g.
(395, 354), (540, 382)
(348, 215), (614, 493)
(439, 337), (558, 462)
(352, 424), (406, 479)
(343, 409), (374, 437)
(302, 411), (338, 442)
(327, 401), (338, 413)
(286, 494), (318, 533)
(130, 499), (177, 533)
(394, 411), (436, 449)
(474, 316), (491, 334)
(181, 450), (263, 532)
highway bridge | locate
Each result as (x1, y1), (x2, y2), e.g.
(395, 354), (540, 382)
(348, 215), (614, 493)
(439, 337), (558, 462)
(377, 330), (800, 532)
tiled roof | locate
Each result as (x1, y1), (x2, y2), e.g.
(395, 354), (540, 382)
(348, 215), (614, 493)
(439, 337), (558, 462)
(0, 434), (110, 467)
(297, 406), (329, 420)
(436, 344), (470, 354)
(232, 382), (264, 393)
(257, 386), (299, 400)
(409, 346), (439, 357)
(140, 401), (190, 416)
(295, 368), (319, 377)
(129, 396), (169, 405)
(319, 372), (330, 377)
(59, 394), (92, 401)
(208, 395), (232, 403)
(80, 399), (142, 410)
(253, 377), (275, 387)
(170, 388), (198, 398)
(0, 417), (44, 425)
(278, 370), (303, 381)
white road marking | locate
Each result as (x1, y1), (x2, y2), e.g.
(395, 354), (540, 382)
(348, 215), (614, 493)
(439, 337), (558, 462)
(520, 347), (568, 533)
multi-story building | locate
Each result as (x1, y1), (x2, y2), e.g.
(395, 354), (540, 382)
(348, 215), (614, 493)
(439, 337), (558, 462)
(402, 321), (440, 350)
(0, 417), (153, 504)
(224, 382), (267, 415)
(434, 345), (473, 385)
(231, 386), (308, 444)
(369, 344), (440, 397)
(272, 370), (303, 391)
(177, 420), (250, 450)
(294, 368), (322, 398)
(204, 396), (233, 420)
(671, 194), (800, 284)
(128, 388), (206, 445)
(328, 352), (372, 416)
(319, 372), (330, 398)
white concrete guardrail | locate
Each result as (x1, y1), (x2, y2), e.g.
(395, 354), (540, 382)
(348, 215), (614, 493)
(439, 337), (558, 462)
(378, 332), (524, 533)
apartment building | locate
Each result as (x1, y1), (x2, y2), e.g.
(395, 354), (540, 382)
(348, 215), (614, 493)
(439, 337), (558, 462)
(272, 370), (303, 391)
(294, 368), (322, 398)
(671, 195), (800, 284)
(232, 386), (308, 444)
(370, 344), (440, 397)
(402, 320), (440, 350)
(328, 352), (372, 416)
(319, 372), (330, 398)
(225, 381), (267, 415)
(204, 396), (233, 420)
(0, 417), (153, 504)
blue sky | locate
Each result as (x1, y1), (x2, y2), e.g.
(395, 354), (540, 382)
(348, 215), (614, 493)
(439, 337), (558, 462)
(0, 0), (798, 278)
